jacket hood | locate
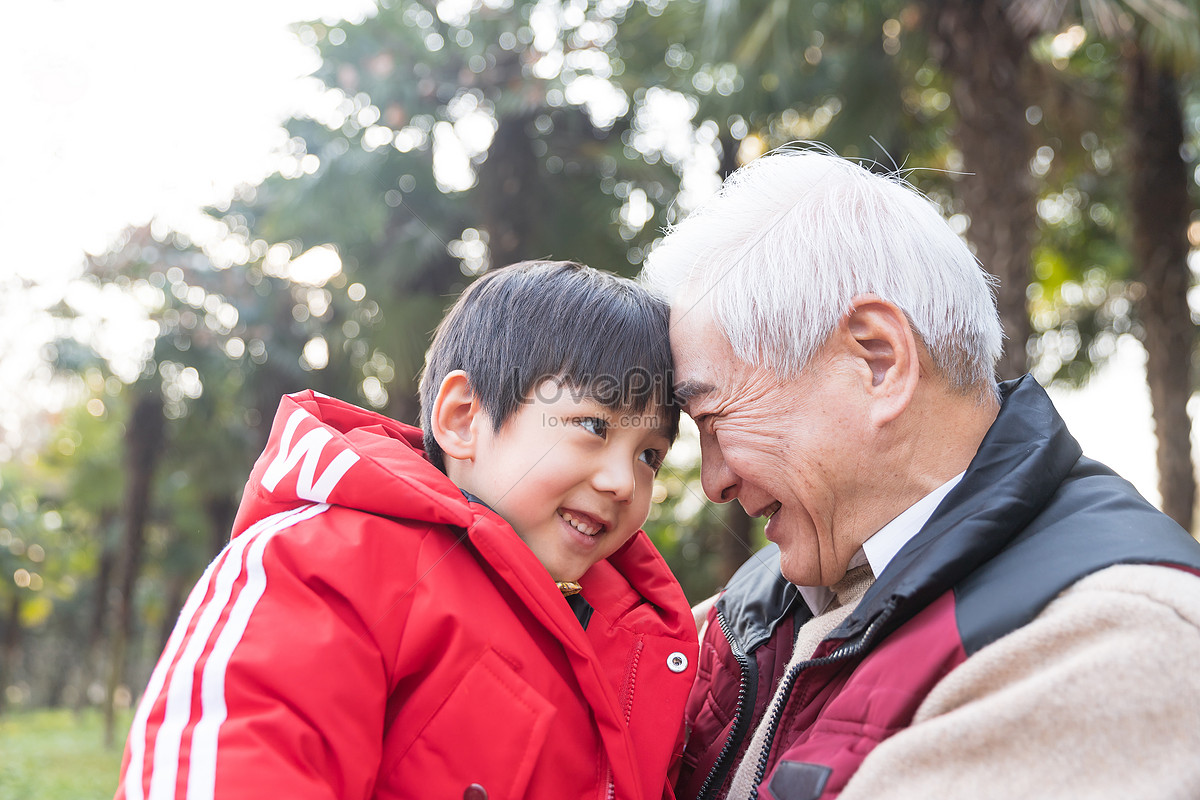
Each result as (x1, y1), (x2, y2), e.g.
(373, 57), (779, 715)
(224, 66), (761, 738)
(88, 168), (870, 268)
(232, 391), (473, 536)
(230, 392), (692, 625)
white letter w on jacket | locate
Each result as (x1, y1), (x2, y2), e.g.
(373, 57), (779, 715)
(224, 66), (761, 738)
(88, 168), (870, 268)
(261, 410), (360, 503)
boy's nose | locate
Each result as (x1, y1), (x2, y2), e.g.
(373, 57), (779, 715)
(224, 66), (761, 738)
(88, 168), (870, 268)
(592, 453), (636, 503)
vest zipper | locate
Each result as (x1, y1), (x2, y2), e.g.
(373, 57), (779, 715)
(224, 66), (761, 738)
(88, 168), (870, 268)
(744, 599), (898, 800)
(695, 606), (756, 800)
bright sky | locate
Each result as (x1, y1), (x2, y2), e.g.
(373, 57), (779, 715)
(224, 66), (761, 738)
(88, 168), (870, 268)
(0, 0), (1178, 509)
(1, 0), (372, 452)
(1045, 337), (1163, 506)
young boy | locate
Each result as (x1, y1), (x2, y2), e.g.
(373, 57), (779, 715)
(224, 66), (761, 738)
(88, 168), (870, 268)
(115, 261), (698, 800)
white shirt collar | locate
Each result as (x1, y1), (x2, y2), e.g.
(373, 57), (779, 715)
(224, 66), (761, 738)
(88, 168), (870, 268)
(794, 471), (966, 616)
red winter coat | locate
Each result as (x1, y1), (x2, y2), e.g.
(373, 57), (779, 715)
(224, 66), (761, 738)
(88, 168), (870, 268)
(116, 391), (698, 800)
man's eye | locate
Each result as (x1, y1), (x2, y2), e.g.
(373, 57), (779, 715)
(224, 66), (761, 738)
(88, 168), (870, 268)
(575, 416), (608, 437)
(639, 448), (666, 472)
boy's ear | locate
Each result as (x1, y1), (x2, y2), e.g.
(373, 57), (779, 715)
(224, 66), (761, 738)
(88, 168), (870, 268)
(430, 370), (484, 461)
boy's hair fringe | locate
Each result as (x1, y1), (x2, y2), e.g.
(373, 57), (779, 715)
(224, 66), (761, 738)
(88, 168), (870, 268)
(418, 260), (680, 471)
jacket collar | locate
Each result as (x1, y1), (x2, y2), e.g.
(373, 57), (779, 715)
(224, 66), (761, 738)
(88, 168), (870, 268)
(716, 547), (803, 653)
(835, 375), (1082, 640)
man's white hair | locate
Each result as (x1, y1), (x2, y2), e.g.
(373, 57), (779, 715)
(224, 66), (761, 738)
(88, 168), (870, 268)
(641, 146), (1003, 398)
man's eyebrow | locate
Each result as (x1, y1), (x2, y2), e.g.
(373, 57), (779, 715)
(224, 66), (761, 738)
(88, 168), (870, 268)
(673, 380), (714, 406)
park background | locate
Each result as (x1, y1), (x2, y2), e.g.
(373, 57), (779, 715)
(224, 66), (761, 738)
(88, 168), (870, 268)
(4, 0), (1200, 795)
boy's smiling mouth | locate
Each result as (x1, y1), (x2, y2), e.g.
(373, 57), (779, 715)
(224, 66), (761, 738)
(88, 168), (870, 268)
(558, 508), (607, 537)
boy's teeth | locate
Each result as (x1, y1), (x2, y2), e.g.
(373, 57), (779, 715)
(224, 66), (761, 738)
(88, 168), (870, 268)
(561, 511), (599, 536)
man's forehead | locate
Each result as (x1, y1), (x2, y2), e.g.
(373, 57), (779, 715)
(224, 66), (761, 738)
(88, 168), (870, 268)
(668, 299), (722, 358)
(668, 294), (715, 330)
(668, 296), (744, 408)
(668, 306), (731, 408)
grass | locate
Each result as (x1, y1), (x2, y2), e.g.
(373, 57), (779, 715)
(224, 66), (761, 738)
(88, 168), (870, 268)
(0, 708), (129, 800)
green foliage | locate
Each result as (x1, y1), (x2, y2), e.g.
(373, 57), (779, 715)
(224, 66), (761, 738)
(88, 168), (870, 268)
(1021, 30), (1146, 385)
(1012, 0), (1200, 71)
(0, 709), (129, 800)
(8, 0), (1200, 712)
(0, 432), (102, 636)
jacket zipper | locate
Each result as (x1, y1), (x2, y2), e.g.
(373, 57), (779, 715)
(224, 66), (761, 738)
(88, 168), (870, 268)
(695, 606), (755, 800)
(623, 639), (643, 726)
(744, 599), (898, 800)
(604, 638), (643, 800)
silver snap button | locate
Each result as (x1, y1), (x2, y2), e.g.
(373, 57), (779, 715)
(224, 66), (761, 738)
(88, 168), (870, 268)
(667, 651), (688, 673)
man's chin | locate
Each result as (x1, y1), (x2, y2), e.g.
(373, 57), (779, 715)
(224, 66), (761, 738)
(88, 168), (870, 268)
(779, 556), (824, 588)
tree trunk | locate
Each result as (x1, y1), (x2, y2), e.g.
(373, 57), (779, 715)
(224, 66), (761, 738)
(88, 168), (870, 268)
(478, 111), (544, 269)
(0, 593), (21, 715)
(719, 132), (741, 181)
(1125, 48), (1196, 532)
(157, 571), (190, 656)
(75, 510), (117, 712)
(46, 639), (74, 707)
(105, 387), (165, 746)
(717, 504), (754, 587)
(926, 0), (1037, 380)
(206, 493), (236, 559)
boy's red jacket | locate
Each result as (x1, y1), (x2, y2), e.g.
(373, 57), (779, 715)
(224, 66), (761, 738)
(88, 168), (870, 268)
(115, 390), (698, 800)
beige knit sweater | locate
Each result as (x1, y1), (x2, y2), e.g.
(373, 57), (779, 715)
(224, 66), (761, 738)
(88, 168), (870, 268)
(836, 563), (1200, 799)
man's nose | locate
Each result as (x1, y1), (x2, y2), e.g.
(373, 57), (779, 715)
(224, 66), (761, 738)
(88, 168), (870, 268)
(699, 435), (739, 504)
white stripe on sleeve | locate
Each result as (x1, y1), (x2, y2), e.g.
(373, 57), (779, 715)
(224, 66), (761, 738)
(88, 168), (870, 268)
(124, 547), (225, 800)
(187, 503), (328, 800)
(121, 504), (326, 800)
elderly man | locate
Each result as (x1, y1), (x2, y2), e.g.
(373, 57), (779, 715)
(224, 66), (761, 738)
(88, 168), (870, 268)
(641, 148), (1200, 800)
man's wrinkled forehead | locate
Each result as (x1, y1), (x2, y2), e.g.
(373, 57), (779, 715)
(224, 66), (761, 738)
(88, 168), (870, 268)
(666, 297), (728, 413)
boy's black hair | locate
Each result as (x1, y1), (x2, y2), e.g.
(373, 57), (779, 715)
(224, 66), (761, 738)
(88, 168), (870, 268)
(419, 260), (679, 471)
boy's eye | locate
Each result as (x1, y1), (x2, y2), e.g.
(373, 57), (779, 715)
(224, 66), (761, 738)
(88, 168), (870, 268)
(574, 416), (608, 437)
(639, 448), (666, 472)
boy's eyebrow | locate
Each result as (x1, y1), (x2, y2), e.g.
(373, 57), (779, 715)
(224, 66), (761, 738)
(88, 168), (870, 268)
(673, 380), (714, 408)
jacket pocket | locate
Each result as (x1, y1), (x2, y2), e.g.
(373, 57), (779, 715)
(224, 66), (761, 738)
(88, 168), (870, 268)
(385, 647), (556, 800)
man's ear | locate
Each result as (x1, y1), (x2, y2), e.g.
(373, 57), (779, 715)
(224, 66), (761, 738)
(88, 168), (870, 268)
(430, 370), (484, 461)
(841, 294), (919, 427)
